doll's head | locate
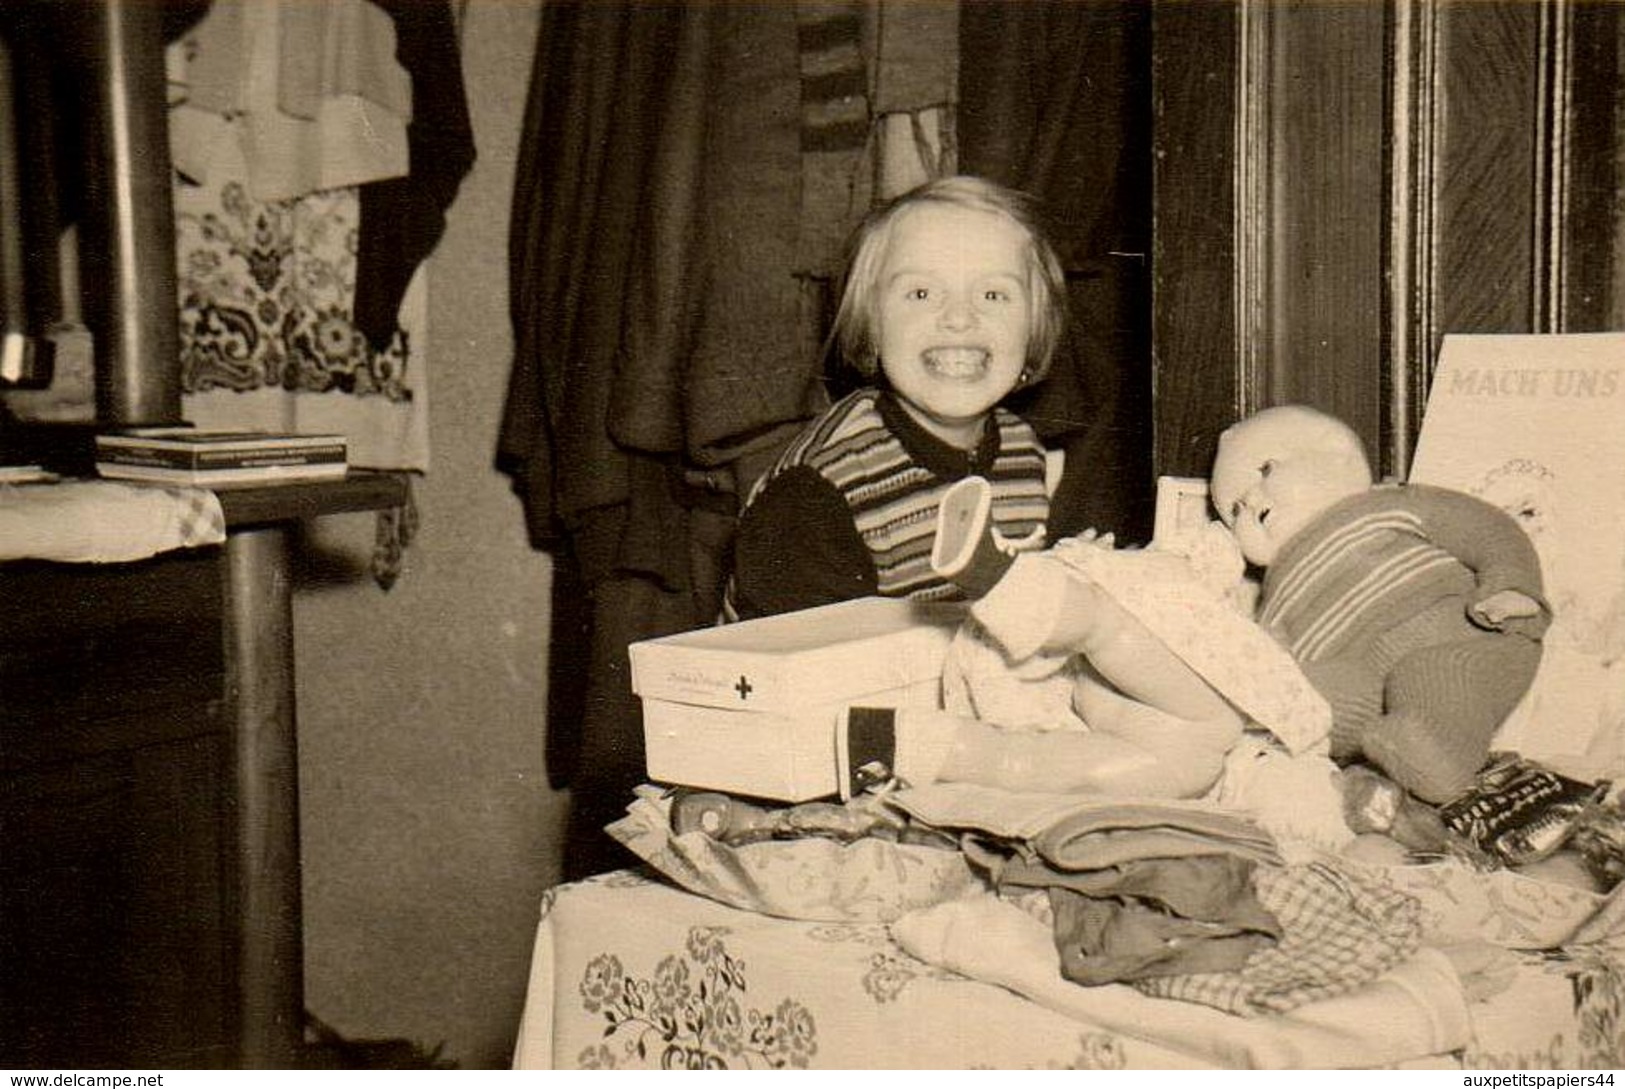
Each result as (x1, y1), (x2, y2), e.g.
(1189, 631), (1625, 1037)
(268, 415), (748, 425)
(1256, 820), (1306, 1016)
(831, 176), (1067, 447)
(1210, 405), (1374, 567)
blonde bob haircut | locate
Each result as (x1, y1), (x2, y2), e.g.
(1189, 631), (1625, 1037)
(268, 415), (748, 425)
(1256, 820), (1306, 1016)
(830, 175), (1068, 384)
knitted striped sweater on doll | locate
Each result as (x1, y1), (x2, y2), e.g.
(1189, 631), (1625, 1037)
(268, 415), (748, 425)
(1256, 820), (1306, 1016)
(1211, 405), (1550, 804)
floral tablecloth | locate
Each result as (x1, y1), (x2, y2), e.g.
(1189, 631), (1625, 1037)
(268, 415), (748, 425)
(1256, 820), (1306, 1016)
(513, 867), (1625, 1070)
(512, 869), (1198, 1070)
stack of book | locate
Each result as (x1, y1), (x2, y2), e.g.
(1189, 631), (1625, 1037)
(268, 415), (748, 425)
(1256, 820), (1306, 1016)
(94, 427), (348, 486)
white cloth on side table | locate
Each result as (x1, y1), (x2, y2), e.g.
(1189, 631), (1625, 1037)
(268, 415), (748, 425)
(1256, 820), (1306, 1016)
(0, 479), (226, 563)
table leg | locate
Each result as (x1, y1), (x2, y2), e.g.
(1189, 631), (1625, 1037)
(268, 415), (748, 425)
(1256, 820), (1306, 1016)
(222, 526), (305, 1067)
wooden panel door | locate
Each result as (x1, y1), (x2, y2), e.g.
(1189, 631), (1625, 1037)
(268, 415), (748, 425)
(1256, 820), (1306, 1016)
(1150, 0), (1621, 482)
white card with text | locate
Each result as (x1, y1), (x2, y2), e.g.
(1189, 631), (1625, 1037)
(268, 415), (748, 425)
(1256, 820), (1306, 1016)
(1410, 333), (1625, 776)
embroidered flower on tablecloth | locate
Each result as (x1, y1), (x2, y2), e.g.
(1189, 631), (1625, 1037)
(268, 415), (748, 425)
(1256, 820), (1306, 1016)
(579, 953), (625, 1012)
(653, 955), (692, 1006)
(861, 953), (917, 1004)
(686, 925), (726, 962)
(577, 1043), (616, 1069)
(576, 926), (818, 1069)
(1064, 1032), (1128, 1070)
(708, 994), (744, 1054)
(769, 999), (818, 1064)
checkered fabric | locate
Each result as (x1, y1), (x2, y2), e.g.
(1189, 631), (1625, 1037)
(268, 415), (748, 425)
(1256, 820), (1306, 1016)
(160, 487), (227, 547)
(1134, 859), (1422, 1015)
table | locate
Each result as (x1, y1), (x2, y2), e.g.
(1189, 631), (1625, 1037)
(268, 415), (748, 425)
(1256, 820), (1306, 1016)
(0, 472), (407, 1067)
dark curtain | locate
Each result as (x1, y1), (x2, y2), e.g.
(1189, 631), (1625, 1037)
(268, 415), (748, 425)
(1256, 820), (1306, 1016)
(500, 0), (825, 878)
(960, 0), (1155, 545)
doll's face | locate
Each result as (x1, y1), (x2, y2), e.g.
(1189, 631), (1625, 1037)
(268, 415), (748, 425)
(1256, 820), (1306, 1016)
(1211, 408), (1373, 567)
(875, 204), (1031, 449)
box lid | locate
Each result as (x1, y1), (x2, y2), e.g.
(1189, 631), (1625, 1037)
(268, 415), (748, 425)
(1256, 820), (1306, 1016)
(629, 596), (964, 711)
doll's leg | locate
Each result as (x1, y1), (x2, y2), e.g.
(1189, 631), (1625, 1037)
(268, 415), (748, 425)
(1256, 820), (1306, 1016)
(921, 659), (1239, 797)
(938, 479), (1240, 729)
(934, 710), (1228, 798)
(1069, 667), (1242, 795)
(1295, 656), (1386, 761)
(1363, 634), (1543, 803)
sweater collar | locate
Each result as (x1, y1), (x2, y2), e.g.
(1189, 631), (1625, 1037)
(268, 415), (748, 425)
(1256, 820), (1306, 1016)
(876, 389), (1001, 480)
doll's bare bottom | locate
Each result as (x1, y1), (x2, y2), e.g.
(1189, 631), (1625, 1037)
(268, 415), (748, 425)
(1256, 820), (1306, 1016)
(1042, 573), (1245, 730)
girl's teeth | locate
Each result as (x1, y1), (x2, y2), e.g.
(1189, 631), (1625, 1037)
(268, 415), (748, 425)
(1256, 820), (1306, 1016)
(924, 348), (988, 376)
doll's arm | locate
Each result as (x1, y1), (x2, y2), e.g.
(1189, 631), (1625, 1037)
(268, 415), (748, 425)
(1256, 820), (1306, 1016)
(1404, 484), (1552, 637)
(1473, 588), (1543, 628)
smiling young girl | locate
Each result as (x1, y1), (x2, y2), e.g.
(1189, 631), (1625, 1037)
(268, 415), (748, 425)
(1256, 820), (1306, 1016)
(723, 176), (1067, 620)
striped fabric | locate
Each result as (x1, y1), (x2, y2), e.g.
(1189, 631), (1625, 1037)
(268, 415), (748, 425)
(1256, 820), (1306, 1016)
(796, 2), (869, 153)
(751, 389), (1050, 600)
(795, 1), (873, 277)
(1259, 501), (1473, 664)
(791, 1), (960, 277)
(1259, 486), (1550, 803)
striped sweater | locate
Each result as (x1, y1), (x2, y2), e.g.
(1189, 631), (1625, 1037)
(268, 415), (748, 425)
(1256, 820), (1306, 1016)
(726, 388), (1050, 619)
(1259, 483), (1549, 663)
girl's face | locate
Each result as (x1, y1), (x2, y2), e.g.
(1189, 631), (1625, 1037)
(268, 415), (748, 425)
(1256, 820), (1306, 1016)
(874, 204), (1032, 449)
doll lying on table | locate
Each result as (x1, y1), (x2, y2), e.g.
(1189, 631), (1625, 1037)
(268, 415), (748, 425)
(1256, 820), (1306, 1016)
(924, 404), (1562, 849)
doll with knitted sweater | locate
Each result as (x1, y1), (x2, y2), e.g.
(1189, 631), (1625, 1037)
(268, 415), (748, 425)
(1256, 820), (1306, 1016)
(934, 404), (1551, 809)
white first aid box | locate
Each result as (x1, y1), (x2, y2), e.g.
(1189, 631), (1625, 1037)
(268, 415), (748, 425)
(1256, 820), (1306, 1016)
(630, 596), (964, 712)
(631, 597), (965, 800)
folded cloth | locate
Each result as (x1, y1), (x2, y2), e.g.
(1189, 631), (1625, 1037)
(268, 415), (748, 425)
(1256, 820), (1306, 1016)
(1035, 805), (1281, 870)
(0, 479), (226, 563)
(1001, 853), (1281, 936)
(1137, 859), (1422, 1015)
(887, 781), (1281, 866)
(892, 891), (1469, 1069)
(1049, 887), (1279, 984)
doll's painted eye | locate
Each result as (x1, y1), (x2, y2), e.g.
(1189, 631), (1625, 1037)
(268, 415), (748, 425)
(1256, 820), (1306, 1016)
(1259, 460), (1275, 477)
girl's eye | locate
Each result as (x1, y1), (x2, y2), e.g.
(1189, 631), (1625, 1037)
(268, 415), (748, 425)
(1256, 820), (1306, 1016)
(1229, 499), (1243, 520)
(907, 287), (930, 301)
(982, 288), (1009, 303)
